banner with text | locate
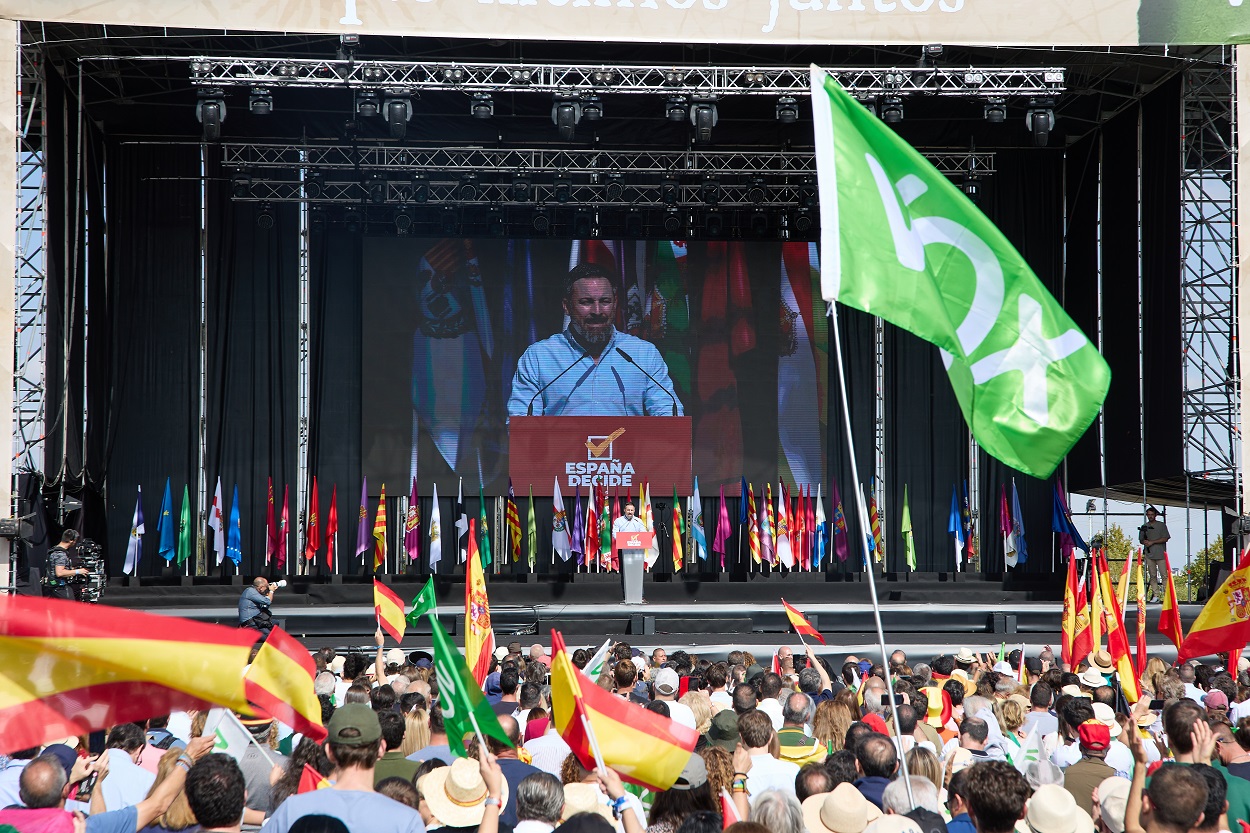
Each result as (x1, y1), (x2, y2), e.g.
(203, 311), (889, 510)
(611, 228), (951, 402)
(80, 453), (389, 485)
(510, 416), (692, 494)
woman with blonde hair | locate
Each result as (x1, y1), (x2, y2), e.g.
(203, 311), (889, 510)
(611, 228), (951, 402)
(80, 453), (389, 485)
(142, 749), (198, 832)
(679, 692), (712, 735)
(905, 746), (943, 796)
(811, 699), (856, 755)
(399, 709), (430, 757)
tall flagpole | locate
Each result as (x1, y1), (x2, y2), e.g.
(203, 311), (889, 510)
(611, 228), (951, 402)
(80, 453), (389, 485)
(827, 302), (916, 809)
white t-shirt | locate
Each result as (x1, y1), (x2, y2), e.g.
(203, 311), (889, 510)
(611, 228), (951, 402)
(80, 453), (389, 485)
(758, 698), (784, 730)
(658, 699), (697, 731)
(710, 691), (733, 708)
(745, 754), (800, 804)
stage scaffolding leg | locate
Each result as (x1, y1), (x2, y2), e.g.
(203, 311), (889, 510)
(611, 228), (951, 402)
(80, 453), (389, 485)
(296, 153), (310, 577)
(1236, 47), (1249, 517)
(196, 146), (208, 577)
(0, 21), (18, 592)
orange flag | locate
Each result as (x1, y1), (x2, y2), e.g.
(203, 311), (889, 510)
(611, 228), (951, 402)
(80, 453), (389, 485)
(781, 598), (826, 645)
(1179, 547), (1250, 661)
(1158, 553), (1185, 651)
(373, 579), (407, 643)
(1062, 553), (1093, 668)
(465, 518), (495, 684)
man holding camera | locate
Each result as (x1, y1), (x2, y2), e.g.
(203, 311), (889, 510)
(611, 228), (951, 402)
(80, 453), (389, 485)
(1139, 506), (1171, 603)
(44, 530), (90, 601)
(238, 577), (284, 637)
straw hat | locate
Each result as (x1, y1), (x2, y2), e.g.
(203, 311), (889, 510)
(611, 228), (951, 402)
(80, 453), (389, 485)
(802, 783), (883, 833)
(866, 817), (923, 833)
(1025, 784), (1095, 833)
(949, 669), (977, 696)
(1089, 651), (1115, 674)
(1060, 685), (1084, 699)
(420, 756), (510, 828)
(562, 783), (616, 825)
(955, 648), (977, 664)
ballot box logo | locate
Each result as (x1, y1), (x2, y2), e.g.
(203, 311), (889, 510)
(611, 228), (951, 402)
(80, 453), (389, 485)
(585, 428), (625, 461)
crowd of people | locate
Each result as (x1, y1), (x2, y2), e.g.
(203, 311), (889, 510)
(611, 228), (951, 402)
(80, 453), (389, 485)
(3, 631), (1247, 833)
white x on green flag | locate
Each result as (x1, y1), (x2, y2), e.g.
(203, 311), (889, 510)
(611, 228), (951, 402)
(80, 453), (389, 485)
(810, 66), (1110, 478)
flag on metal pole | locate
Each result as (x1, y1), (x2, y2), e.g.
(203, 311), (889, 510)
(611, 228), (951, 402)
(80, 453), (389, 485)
(948, 485), (965, 571)
(306, 477), (321, 563)
(355, 477), (370, 562)
(552, 478), (572, 562)
(124, 486), (145, 575)
(373, 484), (388, 573)
(690, 476), (707, 562)
(901, 484), (917, 572)
(506, 479), (522, 562)
(404, 477), (422, 562)
(455, 477), (469, 564)
(177, 484), (192, 566)
(157, 479), (175, 563)
(209, 477), (226, 566)
(325, 484), (338, 572)
(527, 485), (538, 571)
(226, 485), (243, 566)
(266, 478), (277, 566)
(747, 483), (761, 566)
(428, 482), (443, 570)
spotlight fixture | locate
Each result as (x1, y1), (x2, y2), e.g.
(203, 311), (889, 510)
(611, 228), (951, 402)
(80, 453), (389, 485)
(662, 209), (683, 236)
(749, 210), (770, 238)
(704, 210), (724, 238)
(883, 72), (908, 88)
(532, 209), (551, 233)
(195, 89), (226, 141)
(356, 91), (380, 118)
(660, 175), (680, 206)
(367, 176), (388, 205)
(744, 72), (768, 86)
(394, 207), (414, 233)
(304, 172), (324, 199)
(441, 207), (459, 234)
(190, 61), (212, 75)
(923, 43), (944, 58)
(699, 176), (721, 206)
(604, 174), (624, 201)
(1026, 98), (1055, 147)
(775, 96), (799, 124)
(984, 98), (1007, 123)
(625, 210), (644, 237)
(689, 98), (718, 145)
(309, 206), (326, 232)
(963, 71), (985, 86)
(275, 64), (299, 79)
(457, 174), (479, 201)
(590, 70), (617, 86)
(512, 174), (533, 202)
(573, 209), (593, 238)
(581, 95), (604, 122)
(470, 93), (494, 119)
(665, 96), (689, 123)
(488, 209), (505, 237)
(798, 176), (817, 208)
(248, 88), (273, 115)
(441, 67), (468, 84)
(747, 177), (767, 205)
(552, 96), (582, 140)
(411, 174), (429, 203)
(256, 202), (275, 230)
(362, 67), (385, 82)
(384, 92), (413, 139)
(510, 68), (533, 84)
(340, 34), (361, 47)
(962, 175), (981, 203)
(553, 173), (573, 204)
(881, 96), (904, 124)
(231, 172), (252, 199)
(663, 70), (688, 86)
(793, 208), (813, 233)
(343, 207), (363, 233)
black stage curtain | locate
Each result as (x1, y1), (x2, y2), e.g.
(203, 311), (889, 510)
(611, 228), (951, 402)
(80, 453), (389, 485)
(1064, 134), (1103, 493)
(826, 306), (875, 574)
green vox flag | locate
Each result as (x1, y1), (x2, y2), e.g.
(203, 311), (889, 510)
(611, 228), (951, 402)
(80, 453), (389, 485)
(176, 484), (192, 565)
(527, 486), (537, 570)
(900, 484), (916, 572)
(428, 613), (511, 757)
(478, 483), (492, 569)
(406, 577), (437, 628)
(810, 66), (1110, 478)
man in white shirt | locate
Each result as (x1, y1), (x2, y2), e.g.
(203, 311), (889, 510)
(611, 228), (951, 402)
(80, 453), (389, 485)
(738, 709), (799, 804)
(707, 664), (733, 708)
(611, 503), (647, 604)
(100, 725), (156, 812)
(652, 669), (697, 730)
(0, 748), (38, 808)
(524, 721), (573, 777)
(756, 672), (785, 730)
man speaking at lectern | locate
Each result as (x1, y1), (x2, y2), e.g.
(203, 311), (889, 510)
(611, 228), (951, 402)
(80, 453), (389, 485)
(507, 263), (684, 418)
(612, 502), (647, 605)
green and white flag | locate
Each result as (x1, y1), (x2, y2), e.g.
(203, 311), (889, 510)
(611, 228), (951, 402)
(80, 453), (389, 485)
(900, 484), (916, 572)
(406, 577), (437, 628)
(585, 638), (613, 678)
(428, 613), (512, 757)
(810, 66), (1110, 478)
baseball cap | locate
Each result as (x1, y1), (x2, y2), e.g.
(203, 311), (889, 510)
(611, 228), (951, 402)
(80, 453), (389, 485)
(326, 703), (382, 747)
(654, 668), (680, 696)
(42, 744), (79, 780)
(1205, 690), (1230, 709)
(1024, 658), (1043, 674)
(1078, 719), (1111, 752)
(670, 755), (708, 790)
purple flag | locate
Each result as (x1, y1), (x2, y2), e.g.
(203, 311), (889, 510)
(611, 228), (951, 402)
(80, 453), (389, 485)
(831, 480), (850, 563)
(355, 476), (370, 559)
(713, 484), (732, 569)
(404, 476), (421, 561)
(571, 484), (584, 565)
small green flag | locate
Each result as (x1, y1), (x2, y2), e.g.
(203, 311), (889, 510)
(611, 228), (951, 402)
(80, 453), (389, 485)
(406, 578), (437, 628)
(176, 484), (192, 565)
(527, 486), (537, 571)
(900, 484), (917, 572)
(428, 613), (511, 757)
(811, 67), (1110, 478)
(997, 642), (1006, 664)
(478, 483), (492, 569)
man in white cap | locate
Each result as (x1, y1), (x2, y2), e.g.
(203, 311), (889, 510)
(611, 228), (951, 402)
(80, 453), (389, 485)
(652, 668), (696, 729)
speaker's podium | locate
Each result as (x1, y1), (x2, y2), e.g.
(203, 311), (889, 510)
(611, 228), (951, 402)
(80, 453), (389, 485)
(509, 415), (692, 600)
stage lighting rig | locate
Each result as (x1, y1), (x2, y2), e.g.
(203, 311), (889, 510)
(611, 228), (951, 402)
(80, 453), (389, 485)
(196, 89), (226, 141)
(665, 96), (689, 123)
(442, 67), (468, 84)
(1026, 98), (1055, 146)
(984, 98), (1007, 123)
(776, 96), (799, 124)
(690, 98), (718, 144)
(231, 172), (252, 198)
(704, 210), (724, 237)
(356, 91), (380, 118)
(552, 95), (582, 140)
(962, 174), (981, 202)
(488, 209), (505, 237)
(792, 208), (813, 233)
(471, 93), (494, 119)
(256, 202), (275, 230)
(749, 210), (770, 237)
(625, 210), (643, 237)
(663, 70), (689, 86)
(458, 174), (479, 200)
(343, 207), (363, 232)
(248, 88), (273, 115)
(411, 175), (429, 203)
(394, 207), (414, 233)
(581, 95), (604, 122)
(797, 176), (817, 208)
(554, 173), (573, 204)
(512, 174), (532, 202)
(881, 96), (904, 124)
(699, 176), (721, 205)
(367, 175), (388, 204)
(604, 174), (624, 201)
(747, 178), (767, 204)
(384, 92), (413, 139)
(663, 209), (683, 235)
(510, 68), (533, 85)
(660, 175), (680, 205)
(533, 208), (551, 233)
(590, 70), (617, 86)
(304, 172), (324, 199)
(573, 209), (593, 237)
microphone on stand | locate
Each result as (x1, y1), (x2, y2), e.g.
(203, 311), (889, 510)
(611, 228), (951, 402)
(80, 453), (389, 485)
(615, 347), (678, 416)
(527, 355), (589, 416)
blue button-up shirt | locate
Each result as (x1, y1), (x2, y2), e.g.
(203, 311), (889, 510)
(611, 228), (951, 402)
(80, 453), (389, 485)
(507, 327), (683, 418)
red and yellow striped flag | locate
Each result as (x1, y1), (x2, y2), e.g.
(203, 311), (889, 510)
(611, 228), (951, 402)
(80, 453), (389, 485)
(550, 628), (697, 791)
(465, 518), (495, 684)
(747, 483), (761, 565)
(244, 626), (327, 741)
(373, 484), (388, 571)
(781, 598), (826, 645)
(1096, 550), (1140, 702)
(1061, 552), (1092, 668)
(1158, 553), (1185, 651)
(0, 594), (259, 755)
(373, 579), (407, 643)
(298, 764), (331, 794)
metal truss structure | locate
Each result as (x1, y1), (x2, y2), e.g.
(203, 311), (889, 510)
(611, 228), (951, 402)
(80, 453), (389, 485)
(14, 43), (45, 478)
(120, 56), (1070, 99)
(219, 142), (994, 207)
(1180, 60), (1238, 486)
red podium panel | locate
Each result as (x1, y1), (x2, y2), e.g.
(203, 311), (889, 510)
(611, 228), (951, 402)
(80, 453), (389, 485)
(510, 416), (692, 496)
(615, 531), (655, 550)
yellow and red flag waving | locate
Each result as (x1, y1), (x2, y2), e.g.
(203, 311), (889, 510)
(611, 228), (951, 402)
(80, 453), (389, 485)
(0, 594), (259, 755)
(1158, 553), (1185, 651)
(298, 763), (331, 794)
(373, 579), (408, 643)
(781, 599), (826, 645)
(1180, 548), (1250, 661)
(465, 517), (495, 684)
(1061, 553), (1093, 668)
(373, 484), (389, 571)
(549, 629), (697, 791)
(1096, 550), (1140, 702)
(244, 626), (327, 741)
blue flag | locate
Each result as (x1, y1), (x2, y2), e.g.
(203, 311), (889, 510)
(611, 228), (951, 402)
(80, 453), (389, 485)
(1010, 480), (1028, 565)
(227, 485), (243, 565)
(739, 477), (749, 525)
(1051, 480), (1088, 558)
(948, 485), (965, 570)
(157, 478), (176, 562)
(691, 476), (708, 560)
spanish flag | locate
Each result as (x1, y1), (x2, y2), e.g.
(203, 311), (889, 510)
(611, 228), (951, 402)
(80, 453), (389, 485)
(244, 626), (327, 741)
(373, 579), (407, 643)
(1179, 548), (1250, 661)
(0, 594), (259, 755)
(1061, 553), (1092, 668)
(781, 598), (826, 645)
(1096, 550), (1140, 702)
(550, 628), (697, 791)
(465, 518), (494, 684)
(1158, 553), (1185, 652)
(298, 763), (331, 794)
